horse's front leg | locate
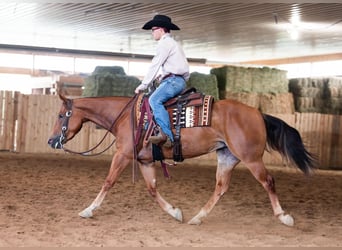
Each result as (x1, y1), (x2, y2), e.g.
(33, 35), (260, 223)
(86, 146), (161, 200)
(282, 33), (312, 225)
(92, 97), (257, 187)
(78, 153), (131, 218)
(139, 162), (183, 222)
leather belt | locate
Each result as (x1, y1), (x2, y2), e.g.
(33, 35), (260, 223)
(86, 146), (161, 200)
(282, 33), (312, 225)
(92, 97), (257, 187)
(161, 73), (183, 81)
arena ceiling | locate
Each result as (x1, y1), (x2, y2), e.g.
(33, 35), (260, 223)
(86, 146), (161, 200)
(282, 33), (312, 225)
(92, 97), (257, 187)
(0, 1), (342, 64)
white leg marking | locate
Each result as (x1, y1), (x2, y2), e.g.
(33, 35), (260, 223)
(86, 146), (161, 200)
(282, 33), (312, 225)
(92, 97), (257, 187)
(188, 209), (207, 225)
(79, 204), (97, 218)
(79, 207), (93, 218)
(165, 204), (183, 222)
(278, 213), (294, 226)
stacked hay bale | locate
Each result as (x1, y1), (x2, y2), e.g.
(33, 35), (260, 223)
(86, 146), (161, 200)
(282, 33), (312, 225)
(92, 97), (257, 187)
(289, 77), (342, 114)
(259, 93), (295, 114)
(328, 77), (342, 114)
(83, 67), (221, 100)
(210, 65), (294, 113)
(252, 66), (288, 93)
(82, 66), (140, 97)
(187, 72), (219, 100)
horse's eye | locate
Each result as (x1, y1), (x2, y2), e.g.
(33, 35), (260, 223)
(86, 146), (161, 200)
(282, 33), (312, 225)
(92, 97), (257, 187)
(58, 114), (64, 119)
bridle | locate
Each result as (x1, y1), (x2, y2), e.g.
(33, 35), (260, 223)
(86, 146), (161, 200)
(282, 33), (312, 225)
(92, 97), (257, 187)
(59, 95), (138, 156)
(59, 98), (73, 147)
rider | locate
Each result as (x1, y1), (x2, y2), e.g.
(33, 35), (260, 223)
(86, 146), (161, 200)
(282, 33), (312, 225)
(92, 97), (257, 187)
(135, 15), (189, 147)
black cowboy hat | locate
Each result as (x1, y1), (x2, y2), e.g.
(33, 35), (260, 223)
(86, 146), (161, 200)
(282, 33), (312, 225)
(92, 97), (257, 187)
(142, 15), (180, 30)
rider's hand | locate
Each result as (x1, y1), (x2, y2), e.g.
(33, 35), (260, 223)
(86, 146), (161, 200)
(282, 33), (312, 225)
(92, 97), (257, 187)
(134, 87), (141, 94)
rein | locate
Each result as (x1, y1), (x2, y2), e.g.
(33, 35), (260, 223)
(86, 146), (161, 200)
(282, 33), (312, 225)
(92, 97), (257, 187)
(60, 95), (138, 156)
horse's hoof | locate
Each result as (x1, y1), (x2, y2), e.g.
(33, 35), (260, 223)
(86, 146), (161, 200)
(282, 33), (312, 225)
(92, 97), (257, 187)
(187, 217), (202, 225)
(168, 207), (183, 222)
(278, 213), (294, 226)
(78, 208), (93, 218)
(173, 208), (183, 222)
(188, 209), (206, 225)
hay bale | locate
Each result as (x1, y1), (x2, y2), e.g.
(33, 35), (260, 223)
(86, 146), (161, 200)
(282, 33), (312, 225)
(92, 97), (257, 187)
(328, 87), (340, 98)
(210, 66), (235, 97)
(252, 67), (288, 94)
(93, 66), (126, 75)
(211, 65), (288, 95)
(224, 92), (260, 108)
(211, 65), (253, 93)
(311, 77), (326, 88)
(295, 97), (309, 112)
(187, 72), (219, 100)
(82, 66), (140, 97)
(329, 98), (342, 114)
(289, 79), (304, 96)
(259, 93), (295, 114)
(233, 66), (253, 92)
(224, 92), (294, 113)
(326, 77), (342, 98)
(289, 77), (342, 114)
(289, 78), (325, 97)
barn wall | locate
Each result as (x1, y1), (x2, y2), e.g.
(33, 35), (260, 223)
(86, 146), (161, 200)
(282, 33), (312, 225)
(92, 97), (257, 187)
(0, 91), (341, 169)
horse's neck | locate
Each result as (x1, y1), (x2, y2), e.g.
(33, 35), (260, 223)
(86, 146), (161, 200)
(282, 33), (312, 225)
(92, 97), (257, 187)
(76, 97), (130, 131)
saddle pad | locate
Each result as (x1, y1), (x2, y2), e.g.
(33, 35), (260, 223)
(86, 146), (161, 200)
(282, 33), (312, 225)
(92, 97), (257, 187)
(167, 95), (214, 128)
(135, 94), (214, 129)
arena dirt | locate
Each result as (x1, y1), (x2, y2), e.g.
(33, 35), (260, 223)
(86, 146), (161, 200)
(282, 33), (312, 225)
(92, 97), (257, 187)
(0, 152), (341, 247)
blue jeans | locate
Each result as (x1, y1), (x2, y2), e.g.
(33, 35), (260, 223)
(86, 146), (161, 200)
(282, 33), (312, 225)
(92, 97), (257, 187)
(149, 76), (186, 142)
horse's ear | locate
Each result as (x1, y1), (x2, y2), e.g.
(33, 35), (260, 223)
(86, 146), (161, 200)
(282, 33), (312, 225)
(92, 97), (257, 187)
(58, 92), (73, 109)
(58, 92), (68, 104)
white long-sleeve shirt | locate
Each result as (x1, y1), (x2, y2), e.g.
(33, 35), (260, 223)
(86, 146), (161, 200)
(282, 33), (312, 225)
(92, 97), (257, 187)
(136, 33), (189, 91)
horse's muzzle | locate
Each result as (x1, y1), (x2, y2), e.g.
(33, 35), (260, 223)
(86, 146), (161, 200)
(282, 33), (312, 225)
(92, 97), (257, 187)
(47, 135), (64, 149)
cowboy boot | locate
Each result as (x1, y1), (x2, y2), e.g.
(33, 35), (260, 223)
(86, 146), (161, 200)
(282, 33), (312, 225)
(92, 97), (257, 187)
(149, 130), (173, 148)
(164, 137), (173, 148)
(149, 131), (167, 145)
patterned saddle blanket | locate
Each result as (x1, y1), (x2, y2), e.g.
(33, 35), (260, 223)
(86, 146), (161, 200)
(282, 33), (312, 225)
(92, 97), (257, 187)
(165, 92), (214, 128)
(135, 88), (214, 129)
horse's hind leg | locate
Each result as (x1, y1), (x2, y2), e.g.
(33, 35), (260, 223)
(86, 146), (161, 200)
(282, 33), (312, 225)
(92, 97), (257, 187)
(188, 147), (239, 225)
(138, 162), (183, 222)
(245, 160), (294, 226)
(78, 153), (131, 218)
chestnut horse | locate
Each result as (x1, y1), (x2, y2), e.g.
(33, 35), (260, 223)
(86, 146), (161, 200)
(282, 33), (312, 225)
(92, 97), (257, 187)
(48, 93), (317, 226)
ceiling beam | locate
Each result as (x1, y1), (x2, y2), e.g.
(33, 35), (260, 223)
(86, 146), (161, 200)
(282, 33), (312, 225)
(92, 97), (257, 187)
(0, 44), (206, 64)
(240, 53), (342, 66)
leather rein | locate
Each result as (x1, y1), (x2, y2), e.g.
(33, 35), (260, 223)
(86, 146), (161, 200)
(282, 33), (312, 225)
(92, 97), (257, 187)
(59, 95), (138, 156)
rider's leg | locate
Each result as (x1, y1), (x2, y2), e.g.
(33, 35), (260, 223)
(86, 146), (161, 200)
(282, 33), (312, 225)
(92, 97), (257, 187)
(149, 76), (185, 143)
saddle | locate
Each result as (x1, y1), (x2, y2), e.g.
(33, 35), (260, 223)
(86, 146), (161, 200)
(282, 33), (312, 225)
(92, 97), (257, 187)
(164, 87), (202, 108)
(135, 87), (214, 167)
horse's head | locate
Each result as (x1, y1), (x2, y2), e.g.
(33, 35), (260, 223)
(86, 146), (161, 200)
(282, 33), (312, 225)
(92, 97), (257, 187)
(47, 93), (83, 149)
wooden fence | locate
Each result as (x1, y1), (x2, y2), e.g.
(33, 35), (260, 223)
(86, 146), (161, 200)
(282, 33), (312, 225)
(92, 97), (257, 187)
(0, 91), (18, 151)
(0, 91), (341, 169)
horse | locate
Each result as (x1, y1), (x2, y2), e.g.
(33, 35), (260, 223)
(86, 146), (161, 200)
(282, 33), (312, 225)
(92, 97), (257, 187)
(48, 93), (317, 226)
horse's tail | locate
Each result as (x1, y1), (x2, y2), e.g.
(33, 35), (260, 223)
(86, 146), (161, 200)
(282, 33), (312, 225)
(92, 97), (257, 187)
(262, 114), (318, 175)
